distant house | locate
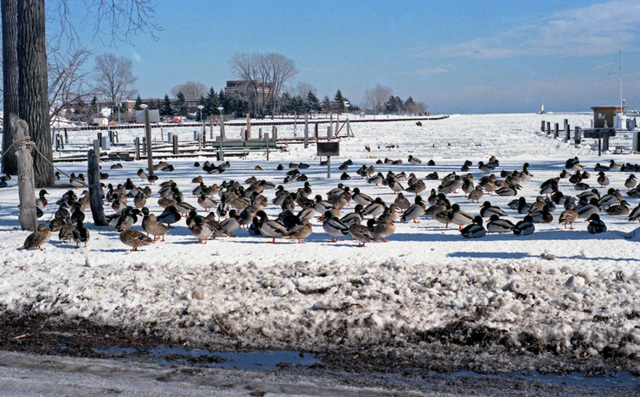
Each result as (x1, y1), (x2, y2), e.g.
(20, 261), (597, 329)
(225, 80), (273, 110)
(591, 105), (626, 128)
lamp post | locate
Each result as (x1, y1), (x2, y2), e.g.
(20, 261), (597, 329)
(197, 105), (204, 134)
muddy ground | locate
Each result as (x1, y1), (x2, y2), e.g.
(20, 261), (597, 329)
(1, 312), (639, 396)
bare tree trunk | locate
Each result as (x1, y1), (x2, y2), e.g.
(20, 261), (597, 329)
(1, 0), (19, 175)
(18, 0), (53, 187)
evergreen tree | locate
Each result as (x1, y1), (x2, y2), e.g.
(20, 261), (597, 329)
(91, 96), (99, 116)
(175, 91), (187, 116)
(74, 98), (86, 115)
(334, 90), (345, 112)
(162, 94), (173, 117)
(134, 95), (143, 110)
(204, 87), (219, 118)
(149, 99), (159, 110)
(305, 91), (321, 113)
(404, 96), (416, 114)
(321, 95), (332, 114)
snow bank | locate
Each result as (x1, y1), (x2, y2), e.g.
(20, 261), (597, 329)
(1, 113), (639, 373)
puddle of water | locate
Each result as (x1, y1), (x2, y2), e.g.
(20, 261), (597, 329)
(91, 346), (321, 371)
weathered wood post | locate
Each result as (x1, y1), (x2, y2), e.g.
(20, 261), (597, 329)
(88, 143), (108, 226)
(541, 120), (545, 133)
(172, 134), (179, 155)
(64, 128), (69, 144)
(304, 114), (309, 148)
(259, 128), (263, 140)
(246, 113), (251, 139)
(554, 123), (559, 138)
(314, 122), (319, 141)
(546, 122), (551, 135)
(144, 107), (154, 175)
(565, 124), (571, 141)
(11, 115), (36, 231)
(241, 128), (246, 141)
(272, 125), (277, 141)
(134, 138), (140, 160)
(327, 126), (332, 140)
(210, 115), (214, 140)
(218, 135), (224, 161)
(563, 119), (568, 137)
(574, 126), (581, 145)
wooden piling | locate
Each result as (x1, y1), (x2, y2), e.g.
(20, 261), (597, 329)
(144, 108), (154, 175)
(304, 114), (309, 148)
(574, 126), (581, 145)
(88, 147), (108, 226)
(565, 124), (571, 141)
(134, 138), (140, 160)
(11, 115), (36, 231)
(546, 122), (551, 135)
(554, 123), (559, 138)
(172, 134), (179, 154)
(541, 121), (545, 133)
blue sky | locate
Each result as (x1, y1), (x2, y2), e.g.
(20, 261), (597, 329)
(66, 0), (640, 113)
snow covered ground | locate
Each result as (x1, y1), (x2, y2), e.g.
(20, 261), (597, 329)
(1, 113), (640, 374)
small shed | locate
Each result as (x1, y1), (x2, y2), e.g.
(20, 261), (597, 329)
(591, 106), (626, 128)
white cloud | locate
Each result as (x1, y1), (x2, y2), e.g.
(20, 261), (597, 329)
(132, 52), (143, 63)
(421, 0), (640, 59)
(415, 67), (449, 76)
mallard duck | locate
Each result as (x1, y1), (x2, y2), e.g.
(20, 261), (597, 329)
(401, 196), (426, 223)
(479, 201), (506, 218)
(448, 203), (473, 230)
(141, 208), (169, 241)
(35, 189), (49, 211)
(197, 192), (217, 212)
(629, 204), (640, 222)
(71, 220), (90, 248)
(393, 193), (411, 213)
(120, 224), (154, 251)
(425, 171), (439, 180)
(156, 205), (181, 227)
(460, 216), (486, 238)
(21, 224), (51, 250)
(596, 171), (610, 188)
(133, 192), (147, 209)
(577, 198), (601, 219)
(587, 213), (607, 234)
(255, 211), (287, 243)
(405, 179), (426, 196)
(513, 215), (535, 236)
(137, 168), (148, 182)
(529, 205), (553, 223)
(49, 218), (65, 232)
(58, 220), (76, 243)
(348, 223), (377, 246)
(477, 161), (495, 174)
(340, 205), (364, 227)
(283, 221), (312, 243)
(486, 215), (515, 233)
(467, 186), (484, 203)
(188, 215), (214, 244)
(363, 197), (386, 219)
(559, 206), (579, 229)
(407, 155), (422, 165)
(605, 200), (630, 216)
(367, 173), (384, 186)
(204, 213), (229, 239)
(625, 174), (637, 191)
(220, 209), (241, 237)
(495, 184), (519, 196)
(352, 188), (374, 207)
(371, 218), (395, 242)
(322, 211), (349, 242)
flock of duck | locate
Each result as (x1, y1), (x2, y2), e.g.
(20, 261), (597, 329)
(17, 153), (640, 251)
